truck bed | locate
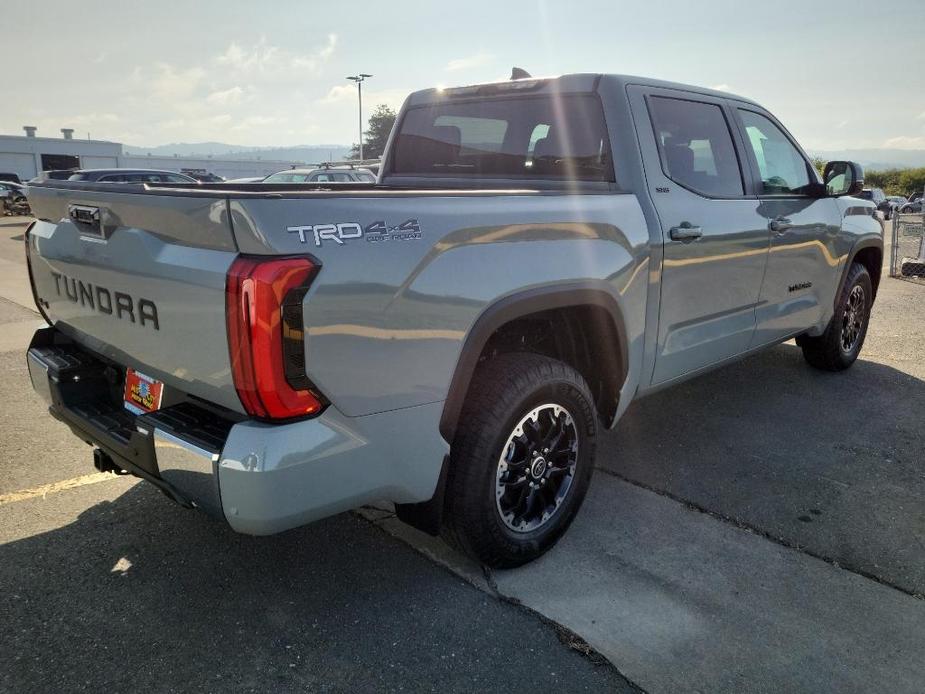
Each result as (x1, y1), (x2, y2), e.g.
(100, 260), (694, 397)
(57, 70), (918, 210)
(25, 179), (647, 418)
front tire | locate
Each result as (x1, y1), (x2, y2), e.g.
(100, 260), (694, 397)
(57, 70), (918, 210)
(442, 353), (597, 568)
(798, 262), (872, 371)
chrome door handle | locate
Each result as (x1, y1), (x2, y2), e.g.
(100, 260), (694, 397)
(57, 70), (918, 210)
(669, 223), (703, 241)
(769, 217), (793, 234)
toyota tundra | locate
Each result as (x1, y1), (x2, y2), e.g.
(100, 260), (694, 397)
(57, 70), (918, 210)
(24, 74), (882, 567)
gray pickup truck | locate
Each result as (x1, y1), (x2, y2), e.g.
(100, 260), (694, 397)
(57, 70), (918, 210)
(24, 74), (882, 567)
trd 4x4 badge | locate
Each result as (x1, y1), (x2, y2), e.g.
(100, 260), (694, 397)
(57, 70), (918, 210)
(287, 219), (422, 247)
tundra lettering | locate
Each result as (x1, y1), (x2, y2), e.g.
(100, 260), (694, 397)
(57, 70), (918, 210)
(26, 73), (881, 568)
(49, 271), (159, 329)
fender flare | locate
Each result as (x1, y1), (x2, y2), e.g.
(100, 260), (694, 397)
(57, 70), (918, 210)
(438, 281), (629, 443)
(835, 235), (883, 309)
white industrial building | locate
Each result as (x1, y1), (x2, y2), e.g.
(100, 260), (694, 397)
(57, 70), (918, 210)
(0, 127), (305, 181)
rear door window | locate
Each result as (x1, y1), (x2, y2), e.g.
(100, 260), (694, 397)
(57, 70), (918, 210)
(390, 93), (614, 182)
(647, 96), (744, 197)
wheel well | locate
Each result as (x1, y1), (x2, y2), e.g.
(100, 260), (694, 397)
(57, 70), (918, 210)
(852, 246), (882, 299)
(471, 304), (624, 426)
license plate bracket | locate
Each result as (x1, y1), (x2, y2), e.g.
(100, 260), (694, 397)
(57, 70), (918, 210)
(123, 368), (164, 415)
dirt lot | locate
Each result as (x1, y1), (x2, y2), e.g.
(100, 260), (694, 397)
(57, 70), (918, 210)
(2, 213), (924, 693)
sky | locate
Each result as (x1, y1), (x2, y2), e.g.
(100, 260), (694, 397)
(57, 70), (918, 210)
(2, 0), (924, 151)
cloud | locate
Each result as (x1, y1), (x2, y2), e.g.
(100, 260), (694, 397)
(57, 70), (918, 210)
(231, 115), (283, 131)
(446, 51), (493, 71)
(917, 111), (925, 120)
(66, 112), (120, 125)
(321, 84), (356, 103)
(215, 40), (280, 72)
(882, 135), (925, 149)
(7, 30), (373, 147)
(319, 85), (409, 111)
(215, 35), (337, 76)
(150, 63), (206, 101)
(206, 86), (244, 106)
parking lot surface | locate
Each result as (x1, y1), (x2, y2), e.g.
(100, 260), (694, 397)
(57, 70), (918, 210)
(3, 214), (925, 693)
(0, 217), (633, 693)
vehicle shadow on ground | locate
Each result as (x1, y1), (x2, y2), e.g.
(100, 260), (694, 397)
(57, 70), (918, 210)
(603, 341), (925, 596)
(0, 485), (630, 693)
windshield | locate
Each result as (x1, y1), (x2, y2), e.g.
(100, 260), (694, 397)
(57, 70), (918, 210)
(389, 93), (614, 182)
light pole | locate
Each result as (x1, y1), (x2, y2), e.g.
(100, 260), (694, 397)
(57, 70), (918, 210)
(347, 74), (372, 160)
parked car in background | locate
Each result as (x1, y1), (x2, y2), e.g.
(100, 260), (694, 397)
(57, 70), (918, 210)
(31, 170), (80, 182)
(883, 195), (906, 219)
(225, 176), (266, 183)
(899, 198), (923, 214)
(857, 188), (891, 218)
(66, 169), (198, 184)
(0, 172), (22, 184)
(0, 181), (30, 215)
(0, 181), (26, 194)
(180, 169), (225, 183)
(263, 165), (376, 183)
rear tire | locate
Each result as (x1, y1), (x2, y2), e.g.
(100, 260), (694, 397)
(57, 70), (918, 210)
(442, 353), (597, 568)
(798, 262), (872, 371)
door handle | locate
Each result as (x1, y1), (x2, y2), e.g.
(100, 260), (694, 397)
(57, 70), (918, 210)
(669, 223), (703, 241)
(769, 217), (793, 234)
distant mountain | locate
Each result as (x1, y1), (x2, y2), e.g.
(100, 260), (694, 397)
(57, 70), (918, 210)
(810, 149), (925, 171)
(122, 142), (352, 163)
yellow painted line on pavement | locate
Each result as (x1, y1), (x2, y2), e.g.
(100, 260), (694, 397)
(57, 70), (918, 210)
(0, 472), (122, 506)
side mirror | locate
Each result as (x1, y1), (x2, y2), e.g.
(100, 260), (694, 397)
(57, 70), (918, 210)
(823, 160), (864, 197)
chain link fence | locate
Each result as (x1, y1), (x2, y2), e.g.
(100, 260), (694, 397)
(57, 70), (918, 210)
(890, 213), (925, 284)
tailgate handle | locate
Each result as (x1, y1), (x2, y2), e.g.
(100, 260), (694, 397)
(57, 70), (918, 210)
(68, 204), (104, 238)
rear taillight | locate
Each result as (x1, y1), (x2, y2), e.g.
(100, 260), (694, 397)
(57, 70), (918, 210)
(225, 255), (325, 420)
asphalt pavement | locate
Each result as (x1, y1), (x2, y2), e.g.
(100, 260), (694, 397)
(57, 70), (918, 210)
(3, 213), (925, 693)
(0, 216), (634, 694)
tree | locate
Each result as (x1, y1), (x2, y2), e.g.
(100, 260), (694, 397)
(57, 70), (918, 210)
(348, 104), (396, 160)
(864, 167), (925, 197)
(811, 157), (827, 177)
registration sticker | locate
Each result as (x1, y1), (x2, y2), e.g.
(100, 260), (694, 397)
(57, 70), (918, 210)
(123, 368), (164, 415)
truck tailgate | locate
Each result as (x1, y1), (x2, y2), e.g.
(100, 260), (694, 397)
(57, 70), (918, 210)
(26, 185), (243, 413)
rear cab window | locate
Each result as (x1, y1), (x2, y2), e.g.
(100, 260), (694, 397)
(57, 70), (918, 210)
(388, 93), (615, 184)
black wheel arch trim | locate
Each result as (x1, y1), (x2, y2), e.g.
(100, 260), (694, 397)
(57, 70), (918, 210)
(438, 282), (629, 444)
(835, 236), (883, 310)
